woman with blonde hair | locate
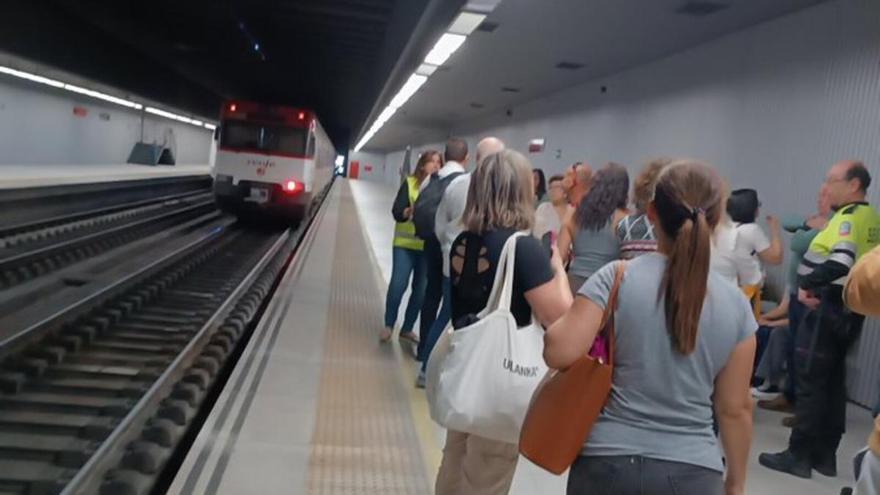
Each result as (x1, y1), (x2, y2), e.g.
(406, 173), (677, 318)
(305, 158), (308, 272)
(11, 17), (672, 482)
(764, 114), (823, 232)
(434, 149), (572, 494)
(545, 160), (756, 495)
(381, 150), (442, 343)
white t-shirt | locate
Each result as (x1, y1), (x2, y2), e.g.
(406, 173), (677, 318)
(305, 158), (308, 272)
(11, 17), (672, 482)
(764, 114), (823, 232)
(533, 202), (565, 239)
(710, 221), (770, 286)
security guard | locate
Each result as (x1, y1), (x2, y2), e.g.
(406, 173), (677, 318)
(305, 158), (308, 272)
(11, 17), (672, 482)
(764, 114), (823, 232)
(761, 160), (880, 479)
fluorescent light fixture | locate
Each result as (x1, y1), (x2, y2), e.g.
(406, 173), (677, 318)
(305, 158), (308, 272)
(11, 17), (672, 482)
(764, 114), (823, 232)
(375, 106), (397, 125)
(62, 84), (143, 110)
(389, 73), (428, 108)
(424, 33), (466, 66)
(0, 65), (64, 88)
(416, 63), (438, 77)
(145, 106), (199, 126)
(448, 12), (487, 35)
(0, 64), (216, 130)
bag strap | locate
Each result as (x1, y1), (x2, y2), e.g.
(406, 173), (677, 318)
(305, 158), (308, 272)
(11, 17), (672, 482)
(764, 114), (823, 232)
(603, 261), (627, 367)
(481, 232), (526, 316)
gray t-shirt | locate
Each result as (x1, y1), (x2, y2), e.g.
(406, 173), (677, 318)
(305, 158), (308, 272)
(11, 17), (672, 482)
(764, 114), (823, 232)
(578, 253), (757, 472)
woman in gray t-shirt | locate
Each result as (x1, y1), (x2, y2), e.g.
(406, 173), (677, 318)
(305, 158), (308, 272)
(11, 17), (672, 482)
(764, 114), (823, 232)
(545, 161), (757, 495)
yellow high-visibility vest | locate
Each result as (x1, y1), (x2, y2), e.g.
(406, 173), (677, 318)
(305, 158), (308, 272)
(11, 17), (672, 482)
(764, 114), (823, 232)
(393, 176), (424, 251)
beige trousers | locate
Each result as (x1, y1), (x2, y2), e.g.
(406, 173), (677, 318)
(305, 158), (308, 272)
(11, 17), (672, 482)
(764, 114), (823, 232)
(435, 430), (519, 495)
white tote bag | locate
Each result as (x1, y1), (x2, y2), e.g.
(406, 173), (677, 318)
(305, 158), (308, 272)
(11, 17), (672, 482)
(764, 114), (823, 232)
(426, 232), (548, 444)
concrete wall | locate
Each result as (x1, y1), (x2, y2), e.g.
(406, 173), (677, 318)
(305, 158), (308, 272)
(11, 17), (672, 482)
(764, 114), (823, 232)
(383, 0), (880, 405)
(0, 76), (213, 165)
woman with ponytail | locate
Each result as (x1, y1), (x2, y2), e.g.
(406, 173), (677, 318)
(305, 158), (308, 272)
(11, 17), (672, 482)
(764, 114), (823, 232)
(545, 161), (757, 495)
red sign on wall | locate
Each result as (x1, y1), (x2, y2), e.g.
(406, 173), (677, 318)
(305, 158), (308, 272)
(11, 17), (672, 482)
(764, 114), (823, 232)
(73, 106), (88, 117)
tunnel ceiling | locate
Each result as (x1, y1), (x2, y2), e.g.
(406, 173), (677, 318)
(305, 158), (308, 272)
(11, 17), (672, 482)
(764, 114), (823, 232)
(0, 0), (460, 148)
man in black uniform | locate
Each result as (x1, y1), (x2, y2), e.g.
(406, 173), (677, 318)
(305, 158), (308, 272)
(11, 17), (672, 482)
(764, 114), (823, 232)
(760, 160), (880, 479)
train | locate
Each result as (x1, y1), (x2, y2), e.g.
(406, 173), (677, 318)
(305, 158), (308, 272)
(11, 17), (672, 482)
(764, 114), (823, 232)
(212, 100), (336, 222)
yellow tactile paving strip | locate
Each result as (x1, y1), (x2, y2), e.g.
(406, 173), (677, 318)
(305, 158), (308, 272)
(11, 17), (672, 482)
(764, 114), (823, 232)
(307, 185), (432, 494)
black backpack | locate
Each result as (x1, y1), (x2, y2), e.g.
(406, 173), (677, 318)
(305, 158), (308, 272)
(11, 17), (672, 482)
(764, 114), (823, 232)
(412, 171), (463, 241)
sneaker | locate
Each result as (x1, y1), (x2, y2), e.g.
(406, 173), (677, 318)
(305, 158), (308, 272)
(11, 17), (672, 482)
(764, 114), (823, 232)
(812, 453), (837, 477)
(415, 370), (426, 389)
(379, 327), (392, 342)
(759, 450), (811, 479)
(758, 395), (793, 412)
(751, 386), (781, 401)
(782, 415), (798, 428)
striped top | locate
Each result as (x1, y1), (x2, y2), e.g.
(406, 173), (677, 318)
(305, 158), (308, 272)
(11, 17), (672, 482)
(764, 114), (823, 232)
(616, 213), (657, 260)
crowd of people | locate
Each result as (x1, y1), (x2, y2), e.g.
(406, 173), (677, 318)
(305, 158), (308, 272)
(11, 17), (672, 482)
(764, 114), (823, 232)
(381, 136), (880, 495)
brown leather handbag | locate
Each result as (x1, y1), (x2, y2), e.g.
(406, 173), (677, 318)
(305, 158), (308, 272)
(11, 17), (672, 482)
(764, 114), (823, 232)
(518, 261), (626, 475)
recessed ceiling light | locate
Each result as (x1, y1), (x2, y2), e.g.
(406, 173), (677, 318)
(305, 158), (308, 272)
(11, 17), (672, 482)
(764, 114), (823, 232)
(675, 1), (730, 16)
(555, 61), (584, 70)
(448, 12), (487, 35)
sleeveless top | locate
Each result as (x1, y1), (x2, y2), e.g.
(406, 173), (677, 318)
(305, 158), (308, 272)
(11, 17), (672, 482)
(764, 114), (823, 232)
(569, 218), (620, 278)
(616, 213), (657, 260)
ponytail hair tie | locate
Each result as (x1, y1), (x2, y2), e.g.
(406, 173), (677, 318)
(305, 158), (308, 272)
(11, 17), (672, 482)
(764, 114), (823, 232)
(691, 207), (705, 222)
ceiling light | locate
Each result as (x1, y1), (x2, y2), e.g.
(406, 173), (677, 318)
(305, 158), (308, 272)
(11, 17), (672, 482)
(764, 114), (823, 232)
(145, 106), (206, 128)
(424, 33), (466, 66)
(0, 65), (64, 88)
(389, 73), (428, 108)
(204, 123), (217, 130)
(448, 12), (487, 36)
(416, 63), (438, 77)
(376, 106), (397, 125)
(62, 84), (143, 109)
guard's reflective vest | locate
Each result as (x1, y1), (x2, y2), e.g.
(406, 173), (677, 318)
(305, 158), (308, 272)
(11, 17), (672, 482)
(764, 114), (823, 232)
(393, 176), (424, 251)
(798, 201), (880, 291)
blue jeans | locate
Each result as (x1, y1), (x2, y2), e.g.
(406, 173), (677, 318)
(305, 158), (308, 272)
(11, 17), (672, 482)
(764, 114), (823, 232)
(567, 456), (722, 495)
(419, 238), (444, 359)
(420, 276), (452, 371)
(383, 247), (427, 333)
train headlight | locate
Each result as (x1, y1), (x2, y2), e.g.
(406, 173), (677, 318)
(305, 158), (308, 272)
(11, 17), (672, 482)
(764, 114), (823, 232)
(284, 180), (300, 193)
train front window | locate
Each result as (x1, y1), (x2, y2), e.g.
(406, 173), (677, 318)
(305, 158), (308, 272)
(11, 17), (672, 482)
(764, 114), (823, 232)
(221, 122), (308, 156)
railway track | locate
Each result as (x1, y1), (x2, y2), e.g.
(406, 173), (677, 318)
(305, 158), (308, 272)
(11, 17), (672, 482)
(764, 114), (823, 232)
(0, 179), (333, 494)
(0, 193), (217, 290)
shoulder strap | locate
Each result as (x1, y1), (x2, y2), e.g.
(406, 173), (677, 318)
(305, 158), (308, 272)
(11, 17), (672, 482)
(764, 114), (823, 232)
(481, 232), (526, 316)
(604, 261), (627, 367)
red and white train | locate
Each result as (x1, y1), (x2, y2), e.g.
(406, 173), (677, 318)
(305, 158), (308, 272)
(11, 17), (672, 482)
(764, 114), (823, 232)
(212, 100), (336, 222)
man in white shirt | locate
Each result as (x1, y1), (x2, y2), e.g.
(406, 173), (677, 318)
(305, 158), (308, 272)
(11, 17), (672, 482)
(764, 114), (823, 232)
(417, 137), (505, 387)
(416, 138), (469, 387)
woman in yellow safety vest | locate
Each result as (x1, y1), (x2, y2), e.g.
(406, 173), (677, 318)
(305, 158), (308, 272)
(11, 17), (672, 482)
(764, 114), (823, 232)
(381, 150), (443, 343)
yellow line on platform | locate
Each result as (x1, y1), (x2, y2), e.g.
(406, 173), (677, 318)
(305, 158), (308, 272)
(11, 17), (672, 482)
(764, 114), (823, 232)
(349, 180), (441, 486)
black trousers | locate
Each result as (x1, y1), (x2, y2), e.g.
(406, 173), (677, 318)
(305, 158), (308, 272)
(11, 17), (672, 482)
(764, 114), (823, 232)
(418, 237), (443, 362)
(789, 300), (863, 459)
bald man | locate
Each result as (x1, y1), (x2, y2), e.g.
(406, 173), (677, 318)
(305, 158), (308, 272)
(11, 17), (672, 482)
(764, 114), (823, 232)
(761, 160), (880, 479)
(416, 137), (506, 385)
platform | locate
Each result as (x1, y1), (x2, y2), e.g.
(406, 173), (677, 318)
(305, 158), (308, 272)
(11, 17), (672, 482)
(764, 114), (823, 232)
(170, 179), (873, 495)
(0, 163), (212, 190)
